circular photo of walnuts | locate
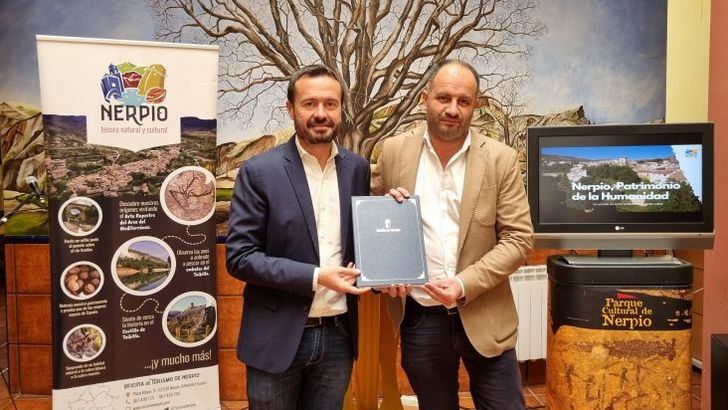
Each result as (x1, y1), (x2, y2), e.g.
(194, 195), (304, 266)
(61, 262), (104, 300)
(63, 324), (106, 362)
(160, 166), (216, 225)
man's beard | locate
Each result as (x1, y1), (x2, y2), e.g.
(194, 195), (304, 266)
(428, 114), (468, 142)
(295, 116), (341, 145)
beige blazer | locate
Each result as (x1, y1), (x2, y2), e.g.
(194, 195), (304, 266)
(371, 124), (534, 358)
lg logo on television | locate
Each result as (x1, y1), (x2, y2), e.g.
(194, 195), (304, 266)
(614, 226), (625, 231)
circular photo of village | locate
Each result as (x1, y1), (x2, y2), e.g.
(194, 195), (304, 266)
(58, 196), (103, 236)
(60, 261), (104, 300)
(110, 236), (176, 296)
(160, 166), (216, 225)
(63, 324), (106, 363)
(162, 291), (217, 348)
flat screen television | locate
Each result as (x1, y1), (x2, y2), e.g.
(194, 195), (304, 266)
(527, 123), (714, 250)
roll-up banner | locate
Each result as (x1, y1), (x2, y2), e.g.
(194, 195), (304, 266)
(37, 35), (220, 409)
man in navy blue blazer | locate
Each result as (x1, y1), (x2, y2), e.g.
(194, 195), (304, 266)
(226, 65), (371, 409)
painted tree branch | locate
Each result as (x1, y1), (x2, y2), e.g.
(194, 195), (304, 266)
(148, 0), (545, 157)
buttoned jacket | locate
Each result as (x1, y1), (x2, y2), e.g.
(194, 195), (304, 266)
(371, 124), (533, 357)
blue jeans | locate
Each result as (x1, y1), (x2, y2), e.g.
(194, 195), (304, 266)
(400, 301), (525, 410)
(246, 317), (354, 410)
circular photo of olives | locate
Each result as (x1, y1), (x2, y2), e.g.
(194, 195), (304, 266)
(63, 324), (106, 362)
(60, 262), (104, 300)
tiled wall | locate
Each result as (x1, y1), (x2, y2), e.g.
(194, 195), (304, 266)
(5, 244), (53, 394)
(5, 243), (548, 400)
(0, 248), (9, 392)
(214, 244), (247, 400)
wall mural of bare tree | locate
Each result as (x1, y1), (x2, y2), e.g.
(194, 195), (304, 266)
(0, 0), (667, 236)
(149, 0), (552, 234)
(149, 0), (545, 157)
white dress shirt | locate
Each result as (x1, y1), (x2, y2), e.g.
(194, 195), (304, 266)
(295, 137), (347, 318)
(411, 131), (471, 307)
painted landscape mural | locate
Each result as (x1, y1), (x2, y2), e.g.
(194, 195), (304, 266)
(1, 0), (667, 236)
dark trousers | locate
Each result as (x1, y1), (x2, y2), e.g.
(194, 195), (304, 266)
(246, 316), (354, 410)
(400, 298), (525, 410)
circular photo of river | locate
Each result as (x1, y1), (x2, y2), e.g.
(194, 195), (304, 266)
(162, 291), (217, 348)
(58, 196), (103, 236)
(160, 166), (216, 225)
(111, 236), (176, 296)
(63, 324), (106, 362)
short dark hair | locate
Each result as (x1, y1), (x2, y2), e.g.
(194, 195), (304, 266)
(426, 59), (481, 94)
(287, 65), (346, 103)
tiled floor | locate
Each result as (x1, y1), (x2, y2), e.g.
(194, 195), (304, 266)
(0, 367), (703, 409)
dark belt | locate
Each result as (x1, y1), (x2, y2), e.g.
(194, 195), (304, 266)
(405, 297), (459, 316)
(305, 313), (347, 328)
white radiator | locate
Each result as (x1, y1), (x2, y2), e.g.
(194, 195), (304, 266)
(510, 265), (548, 361)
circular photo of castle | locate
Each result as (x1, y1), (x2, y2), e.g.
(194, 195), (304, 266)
(162, 291), (217, 348)
(63, 324), (106, 362)
(111, 236), (175, 296)
(60, 261), (104, 300)
(160, 166), (216, 225)
(58, 197), (103, 236)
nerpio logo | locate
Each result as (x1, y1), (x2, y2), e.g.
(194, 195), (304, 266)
(684, 148), (699, 158)
(100, 62), (168, 125)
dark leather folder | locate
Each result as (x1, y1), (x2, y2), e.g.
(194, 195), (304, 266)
(351, 196), (428, 286)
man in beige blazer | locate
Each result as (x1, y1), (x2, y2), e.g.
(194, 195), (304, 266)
(371, 60), (533, 409)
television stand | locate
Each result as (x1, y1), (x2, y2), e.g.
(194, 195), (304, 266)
(560, 254), (681, 266)
(597, 249), (633, 258)
(546, 254), (694, 408)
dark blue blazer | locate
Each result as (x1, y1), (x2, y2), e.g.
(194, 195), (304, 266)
(225, 136), (370, 373)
